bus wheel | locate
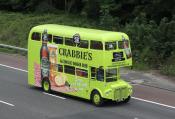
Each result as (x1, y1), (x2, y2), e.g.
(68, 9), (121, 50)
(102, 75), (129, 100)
(42, 78), (51, 93)
(91, 91), (103, 106)
(123, 96), (131, 103)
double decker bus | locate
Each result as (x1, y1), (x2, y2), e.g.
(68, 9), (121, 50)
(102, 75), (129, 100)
(28, 24), (132, 106)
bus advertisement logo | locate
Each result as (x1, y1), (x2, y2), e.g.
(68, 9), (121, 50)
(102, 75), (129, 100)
(73, 33), (80, 44)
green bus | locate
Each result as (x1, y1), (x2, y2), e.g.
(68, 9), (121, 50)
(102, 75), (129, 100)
(28, 24), (133, 106)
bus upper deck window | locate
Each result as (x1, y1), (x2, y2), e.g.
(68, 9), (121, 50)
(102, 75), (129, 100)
(42, 33), (52, 43)
(65, 37), (75, 46)
(105, 42), (116, 50)
(90, 41), (103, 50)
(78, 40), (88, 48)
(118, 40), (129, 49)
(31, 32), (41, 41)
(53, 36), (63, 44)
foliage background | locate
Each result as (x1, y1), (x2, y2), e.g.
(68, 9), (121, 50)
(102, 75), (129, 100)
(0, 0), (175, 76)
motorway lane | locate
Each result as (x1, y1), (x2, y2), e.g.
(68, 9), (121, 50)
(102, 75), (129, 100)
(0, 53), (27, 70)
(0, 66), (175, 119)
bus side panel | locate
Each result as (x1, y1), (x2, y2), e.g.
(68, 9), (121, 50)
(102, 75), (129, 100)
(50, 73), (90, 100)
(28, 39), (42, 87)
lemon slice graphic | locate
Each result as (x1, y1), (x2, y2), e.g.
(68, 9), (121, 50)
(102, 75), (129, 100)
(55, 75), (66, 86)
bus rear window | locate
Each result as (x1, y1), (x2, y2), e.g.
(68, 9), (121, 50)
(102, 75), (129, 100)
(118, 40), (129, 49)
(90, 41), (103, 50)
(78, 40), (88, 48)
(31, 32), (41, 41)
(105, 42), (116, 50)
(53, 36), (63, 44)
(76, 68), (88, 78)
(64, 65), (75, 75)
(65, 38), (75, 46)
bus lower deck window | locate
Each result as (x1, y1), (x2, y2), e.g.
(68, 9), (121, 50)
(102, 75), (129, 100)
(96, 68), (104, 81)
(76, 68), (88, 78)
(91, 67), (96, 79)
(58, 64), (63, 72)
(64, 65), (75, 75)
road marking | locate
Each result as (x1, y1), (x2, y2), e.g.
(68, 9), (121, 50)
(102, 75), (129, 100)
(1, 63), (175, 109)
(0, 63), (28, 73)
(0, 100), (15, 107)
(43, 92), (66, 100)
(120, 72), (128, 75)
(132, 97), (175, 109)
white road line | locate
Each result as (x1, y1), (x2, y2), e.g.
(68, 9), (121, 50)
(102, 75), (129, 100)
(43, 92), (66, 100)
(120, 72), (128, 75)
(1, 63), (175, 109)
(0, 63), (28, 73)
(0, 100), (15, 107)
(132, 97), (175, 109)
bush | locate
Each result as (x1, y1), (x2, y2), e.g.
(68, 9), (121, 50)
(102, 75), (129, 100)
(160, 52), (175, 76)
(122, 14), (175, 71)
(0, 11), (97, 48)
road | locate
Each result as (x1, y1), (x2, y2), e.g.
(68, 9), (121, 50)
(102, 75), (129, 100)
(0, 53), (175, 119)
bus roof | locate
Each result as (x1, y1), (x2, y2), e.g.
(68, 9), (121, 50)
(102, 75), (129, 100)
(31, 24), (129, 42)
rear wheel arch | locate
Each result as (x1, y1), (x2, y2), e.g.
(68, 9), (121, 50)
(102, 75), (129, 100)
(41, 77), (51, 93)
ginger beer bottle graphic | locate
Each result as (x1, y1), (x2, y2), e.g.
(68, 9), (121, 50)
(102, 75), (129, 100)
(40, 29), (50, 80)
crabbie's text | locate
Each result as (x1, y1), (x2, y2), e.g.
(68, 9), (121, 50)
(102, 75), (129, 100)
(59, 48), (92, 60)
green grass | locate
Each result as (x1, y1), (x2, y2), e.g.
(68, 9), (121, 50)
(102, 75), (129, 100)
(161, 64), (175, 76)
(132, 62), (150, 71)
(0, 11), (98, 48)
(0, 47), (27, 56)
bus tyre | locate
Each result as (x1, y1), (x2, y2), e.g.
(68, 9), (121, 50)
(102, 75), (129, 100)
(42, 78), (51, 93)
(123, 96), (131, 103)
(91, 91), (103, 106)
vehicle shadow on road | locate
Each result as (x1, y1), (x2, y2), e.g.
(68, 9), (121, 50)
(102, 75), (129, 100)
(28, 86), (130, 107)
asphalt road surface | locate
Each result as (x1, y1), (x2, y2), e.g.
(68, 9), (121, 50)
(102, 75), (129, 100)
(0, 53), (175, 119)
